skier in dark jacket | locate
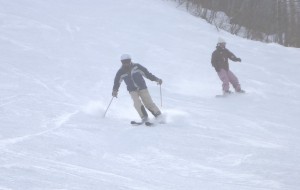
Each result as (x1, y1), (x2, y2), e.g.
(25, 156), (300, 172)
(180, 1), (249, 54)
(112, 54), (162, 122)
(211, 38), (245, 94)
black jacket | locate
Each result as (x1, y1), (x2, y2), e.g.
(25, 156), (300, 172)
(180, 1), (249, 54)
(113, 63), (159, 92)
(211, 46), (239, 72)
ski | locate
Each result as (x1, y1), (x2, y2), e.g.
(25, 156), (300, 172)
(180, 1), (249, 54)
(130, 120), (154, 126)
(130, 121), (144, 125)
(145, 121), (154, 126)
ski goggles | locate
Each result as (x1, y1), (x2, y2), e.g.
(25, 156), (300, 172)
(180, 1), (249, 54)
(121, 59), (131, 65)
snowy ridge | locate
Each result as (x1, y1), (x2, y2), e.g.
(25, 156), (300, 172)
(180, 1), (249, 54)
(1, 0), (300, 189)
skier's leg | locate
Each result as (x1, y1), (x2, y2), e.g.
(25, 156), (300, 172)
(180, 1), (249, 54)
(139, 89), (161, 117)
(227, 70), (241, 91)
(129, 91), (148, 119)
(217, 69), (230, 92)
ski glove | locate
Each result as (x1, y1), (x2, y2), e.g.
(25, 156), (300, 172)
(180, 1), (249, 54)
(112, 90), (118, 98)
(235, 58), (242, 62)
(156, 78), (163, 85)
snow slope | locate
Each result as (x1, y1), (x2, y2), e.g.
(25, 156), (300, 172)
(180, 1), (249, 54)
(1, 0), (300, 189)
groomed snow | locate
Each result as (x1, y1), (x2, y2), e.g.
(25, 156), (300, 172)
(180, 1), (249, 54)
(0, 0), (300, 189)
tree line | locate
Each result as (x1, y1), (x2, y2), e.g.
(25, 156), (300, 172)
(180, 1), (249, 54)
(170, 0), (300, 47)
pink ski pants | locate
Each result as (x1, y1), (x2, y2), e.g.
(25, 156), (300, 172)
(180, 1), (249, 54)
(217, 69), (241, 92)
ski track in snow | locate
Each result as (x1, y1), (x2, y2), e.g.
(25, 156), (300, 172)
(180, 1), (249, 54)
(0, 111), (79, 149)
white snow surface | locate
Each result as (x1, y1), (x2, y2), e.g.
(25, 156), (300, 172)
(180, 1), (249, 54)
(1, 0), (300, 189)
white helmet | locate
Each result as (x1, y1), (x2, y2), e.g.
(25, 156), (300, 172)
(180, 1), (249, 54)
(120, 54), (131, 61)
(217, 37), (226, 44)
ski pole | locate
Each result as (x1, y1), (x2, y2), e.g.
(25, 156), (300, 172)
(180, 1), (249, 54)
(160, 84), (162, 108)
(103, 97), (114, 118)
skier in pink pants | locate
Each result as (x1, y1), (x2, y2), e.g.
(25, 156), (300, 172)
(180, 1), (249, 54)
(211, 38), (245, 95)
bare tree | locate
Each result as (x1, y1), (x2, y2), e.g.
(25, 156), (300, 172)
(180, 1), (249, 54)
(169, 0), (300, 47)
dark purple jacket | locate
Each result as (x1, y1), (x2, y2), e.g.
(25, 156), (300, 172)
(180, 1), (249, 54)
(211, 46), (239, 72)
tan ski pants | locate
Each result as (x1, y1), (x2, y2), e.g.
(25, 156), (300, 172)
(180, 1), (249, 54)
(129, 89), (160, 119)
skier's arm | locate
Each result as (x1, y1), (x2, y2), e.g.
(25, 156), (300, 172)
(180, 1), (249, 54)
(211, 52), (220, 72)
(227, 49), (241, 62)
(211, 52), (217, 67)
(112, 71), (122, 97)
(137, 64), (160, 82)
